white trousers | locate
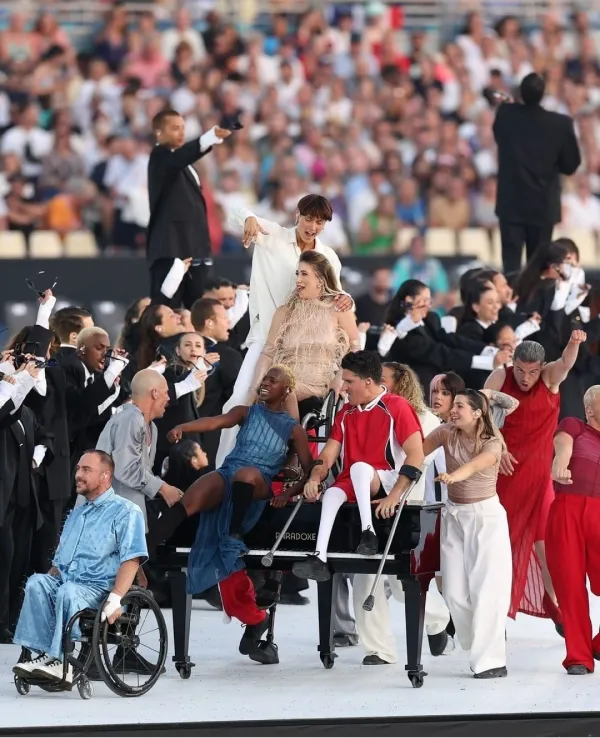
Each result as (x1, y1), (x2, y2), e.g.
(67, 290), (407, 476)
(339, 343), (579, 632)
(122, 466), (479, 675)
(351, 574), (451, 664)
(216, 340), (265, 467)
(441, 497), (512, 674)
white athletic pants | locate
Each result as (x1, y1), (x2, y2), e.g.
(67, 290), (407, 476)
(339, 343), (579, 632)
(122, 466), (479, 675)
(216, 340), (265, 467)
(351, 574), (451, 664)
(441, 497), (512, 674)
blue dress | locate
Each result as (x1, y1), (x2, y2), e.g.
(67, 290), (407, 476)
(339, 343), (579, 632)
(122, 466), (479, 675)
(187, 404), (297, 594)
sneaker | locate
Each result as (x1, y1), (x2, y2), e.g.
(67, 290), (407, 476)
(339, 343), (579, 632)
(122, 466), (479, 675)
(473, 666), (507, 679)
(362, 654), (392, 665)
(292, 554), (331, 582)
(13, 653), (49, 677)
(567, 664), (591, 675)
(31, 658), (73, 684)
(356, 528), (378, 556)
(428, 629), (452, 657)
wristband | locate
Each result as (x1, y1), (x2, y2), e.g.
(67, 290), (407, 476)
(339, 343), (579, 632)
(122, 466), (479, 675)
(399, 464), (422, 482)
(101, 592), (122, 622)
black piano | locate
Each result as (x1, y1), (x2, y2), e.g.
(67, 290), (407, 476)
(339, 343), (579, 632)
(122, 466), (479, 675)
(155, 499), (442, 688)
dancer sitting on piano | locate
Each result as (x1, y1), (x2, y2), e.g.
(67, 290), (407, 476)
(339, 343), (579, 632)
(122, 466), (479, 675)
(425, 389), (511, 679)
(146, 365), (312, 663)
(292, 351), (424, 579)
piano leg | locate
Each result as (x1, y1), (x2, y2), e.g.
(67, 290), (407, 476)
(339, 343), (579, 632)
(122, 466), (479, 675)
(401, 574), (431, 688)
(317, 576), (338, 669)
(167, 569), (195, 679)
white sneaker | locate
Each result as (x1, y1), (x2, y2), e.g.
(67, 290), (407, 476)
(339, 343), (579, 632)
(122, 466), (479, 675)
(13, 653), (49, 676)
(31, 658), (73, 683)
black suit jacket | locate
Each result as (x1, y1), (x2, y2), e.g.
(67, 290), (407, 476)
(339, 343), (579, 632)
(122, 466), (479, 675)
(62, 359), (121, 466)
(0, 405), (53, 527)
(53, 346), (77, 367)
(196, 337), (242, 463)
(147, 140), (212, 263)
(23, 367), (70, 502)
(494, 102), (581, 226)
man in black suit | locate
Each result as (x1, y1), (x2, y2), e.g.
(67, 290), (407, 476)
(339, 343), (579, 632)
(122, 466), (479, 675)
(62, 327), (127, 489)
(0, 364), (53, 641)
(190, 297), (242, 465)
(49, 306), (94, 366)
(147, 109), (232, 309)
(16, 325), (72, 574)
(494, 73), (581, 274)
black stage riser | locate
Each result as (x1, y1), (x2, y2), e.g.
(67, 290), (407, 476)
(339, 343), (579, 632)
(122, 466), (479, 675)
(3, 714), (600, 738)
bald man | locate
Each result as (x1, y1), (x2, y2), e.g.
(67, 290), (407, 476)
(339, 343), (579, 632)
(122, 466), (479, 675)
(64, 327), (128, 491)
(96, 370), (183, 528)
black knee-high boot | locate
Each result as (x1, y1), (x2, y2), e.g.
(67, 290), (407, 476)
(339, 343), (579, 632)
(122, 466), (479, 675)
(229, 482), (255, 538)
(146, 502), (188, 556)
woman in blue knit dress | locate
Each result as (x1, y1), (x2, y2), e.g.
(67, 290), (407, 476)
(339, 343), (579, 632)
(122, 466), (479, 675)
(146, 366), (312, 658)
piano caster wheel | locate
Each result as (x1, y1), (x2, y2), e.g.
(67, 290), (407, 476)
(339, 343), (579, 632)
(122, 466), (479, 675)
(177, 663), (193, 680)
(320, 653), (337, 670)
(408, 672), (425, 689)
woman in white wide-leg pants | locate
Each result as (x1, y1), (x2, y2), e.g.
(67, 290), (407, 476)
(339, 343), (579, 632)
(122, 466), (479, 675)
(423, 389), (513, 679)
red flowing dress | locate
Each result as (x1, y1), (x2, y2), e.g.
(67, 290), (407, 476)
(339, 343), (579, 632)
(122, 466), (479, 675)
(497, 368), (559, 618)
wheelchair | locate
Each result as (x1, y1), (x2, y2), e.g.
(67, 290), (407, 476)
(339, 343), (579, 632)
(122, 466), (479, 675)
(14, 586), (168, 700)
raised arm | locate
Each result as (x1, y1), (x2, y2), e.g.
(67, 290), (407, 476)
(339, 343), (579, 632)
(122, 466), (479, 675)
(480, 388), (519, 416)
(484, 366), (507, 392)
(167, 405), (248, 442)
(552, 430), (574, 485)
(543, 329), (586, 391)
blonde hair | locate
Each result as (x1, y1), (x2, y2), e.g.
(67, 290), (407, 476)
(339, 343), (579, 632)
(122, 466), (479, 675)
(584, 385), (600, 408)
(77, 326), (108, 348)
(383, 362), (427, 415)
(269, 364), (297, 393)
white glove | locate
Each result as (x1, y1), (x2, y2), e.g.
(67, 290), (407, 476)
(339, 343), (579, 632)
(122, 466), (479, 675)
(200, 126), (224, 151)
(101, 592), (122, 622)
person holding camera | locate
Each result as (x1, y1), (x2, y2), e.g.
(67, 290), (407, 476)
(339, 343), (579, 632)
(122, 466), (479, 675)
(147, 108), (232, 309)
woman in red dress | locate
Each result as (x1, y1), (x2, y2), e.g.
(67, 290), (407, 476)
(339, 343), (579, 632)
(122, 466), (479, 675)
(484, 332), (586, 624)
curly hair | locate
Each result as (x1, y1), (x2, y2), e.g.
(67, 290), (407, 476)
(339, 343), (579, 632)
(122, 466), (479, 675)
(383, 362), (427, 415)
(268, 364), (297, 393)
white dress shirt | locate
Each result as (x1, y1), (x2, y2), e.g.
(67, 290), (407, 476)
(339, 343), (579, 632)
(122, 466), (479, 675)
(228, 207), (343, 345)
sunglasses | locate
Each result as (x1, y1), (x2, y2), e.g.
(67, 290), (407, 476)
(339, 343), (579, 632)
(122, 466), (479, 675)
(26, 272), (58, 298)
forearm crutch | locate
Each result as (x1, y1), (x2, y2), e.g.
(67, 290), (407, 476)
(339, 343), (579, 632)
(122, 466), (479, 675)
(262, 460), (324, 567)
(261, 497), (304, 567)
(362, 476), (420, 612)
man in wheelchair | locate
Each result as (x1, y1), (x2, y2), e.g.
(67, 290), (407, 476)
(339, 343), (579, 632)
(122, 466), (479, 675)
(12, 450), (147, 685)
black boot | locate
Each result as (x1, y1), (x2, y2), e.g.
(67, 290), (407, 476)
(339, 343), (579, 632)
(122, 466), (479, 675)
(229, 481), (255, 539)
(146, 502), (188, 557)
(428, 629), (448, 657)
(239, 618), (269, 656)
(356, 528), (378, 556)
(362, 655), (391, 665)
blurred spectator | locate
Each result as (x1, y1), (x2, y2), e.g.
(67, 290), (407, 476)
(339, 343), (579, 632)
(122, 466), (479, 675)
(473, 177), (499, 229)
(354, 267), (392, 326)
(356, 194), (400, 255)
(428, 178), (471, 229)
(391, 235), (449, 299)
(1, 103), (53, 179)
(162, 8), (207, 63)
(562, 175), (600, 229)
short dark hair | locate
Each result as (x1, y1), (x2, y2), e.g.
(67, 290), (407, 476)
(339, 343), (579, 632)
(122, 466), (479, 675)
(190, 298), (222, 331)
(297, 194), (333, 222)
(341, 350), (382, 383)
(50, 306), (91, 343)
(520, 73), (545, 106)
(203, 277), (234, 294)
(152, 108), (182, 130)
(81, 449), (115, 475)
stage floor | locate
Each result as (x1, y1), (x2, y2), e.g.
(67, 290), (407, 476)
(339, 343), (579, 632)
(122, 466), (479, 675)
(0, 582), (598, 730)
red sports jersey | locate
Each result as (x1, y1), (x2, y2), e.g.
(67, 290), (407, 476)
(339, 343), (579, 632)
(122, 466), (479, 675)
(329, 392), (422, 501)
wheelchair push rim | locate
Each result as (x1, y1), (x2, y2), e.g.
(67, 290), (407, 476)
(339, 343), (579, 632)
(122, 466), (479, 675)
(93, 586), (168, 697)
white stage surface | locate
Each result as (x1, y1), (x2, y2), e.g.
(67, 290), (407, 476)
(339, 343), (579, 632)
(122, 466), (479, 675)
(0, 583), (598, 730)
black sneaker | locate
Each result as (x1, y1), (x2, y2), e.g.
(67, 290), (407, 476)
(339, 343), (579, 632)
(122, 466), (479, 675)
(567, 664), (591, 675)
(239, 618), (269, 656)
(428, 629), (448, 657)
(473, 666), (507, 679)
(362, 654), (391, 665)
(356, 528), (378, 556)
(292, 554), (331, 582)
(112, 646), (166, 676)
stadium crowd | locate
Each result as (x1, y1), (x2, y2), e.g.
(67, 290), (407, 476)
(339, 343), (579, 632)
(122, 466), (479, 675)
(0, 2), (600, 261)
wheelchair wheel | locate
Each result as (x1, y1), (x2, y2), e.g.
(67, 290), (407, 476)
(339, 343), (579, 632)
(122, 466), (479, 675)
(77, 676), (93, 700)
(93, 586), (168, 697)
